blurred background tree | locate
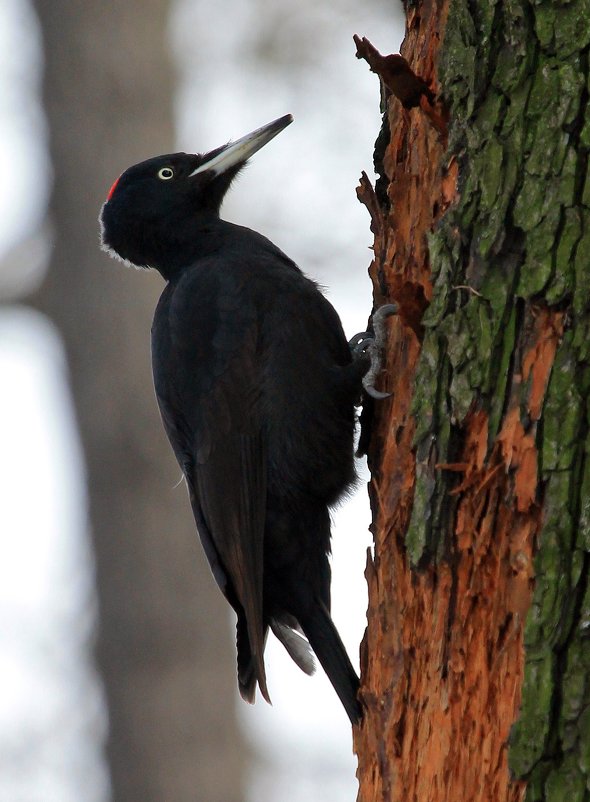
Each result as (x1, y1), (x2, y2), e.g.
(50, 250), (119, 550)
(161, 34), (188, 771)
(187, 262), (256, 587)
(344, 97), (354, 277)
(30, 1), (246, 800)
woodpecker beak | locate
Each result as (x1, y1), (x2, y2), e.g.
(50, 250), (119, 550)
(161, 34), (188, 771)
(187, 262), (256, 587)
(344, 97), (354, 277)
(189, 114), (293, 178)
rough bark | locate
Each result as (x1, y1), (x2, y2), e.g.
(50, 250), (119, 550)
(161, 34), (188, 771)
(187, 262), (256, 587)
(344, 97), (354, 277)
(31, 3), (246, 801)
(354, 1), (590, 800)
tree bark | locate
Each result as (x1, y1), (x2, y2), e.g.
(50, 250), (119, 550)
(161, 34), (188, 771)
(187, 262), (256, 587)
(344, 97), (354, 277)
(354, 1), (590, 800)
(31, 3), (246, 800)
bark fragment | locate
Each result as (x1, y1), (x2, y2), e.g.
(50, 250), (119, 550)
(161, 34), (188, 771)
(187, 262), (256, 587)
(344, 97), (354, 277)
(353, 35), (436, 109)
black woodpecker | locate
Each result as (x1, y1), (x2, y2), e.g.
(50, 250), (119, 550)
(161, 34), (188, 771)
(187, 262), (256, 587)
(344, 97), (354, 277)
(100, 115), (392, 725)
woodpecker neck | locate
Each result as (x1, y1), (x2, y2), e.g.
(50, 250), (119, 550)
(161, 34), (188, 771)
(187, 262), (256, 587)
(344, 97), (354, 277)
(101, 202), (229, 280)
(149, 216), (227, 281)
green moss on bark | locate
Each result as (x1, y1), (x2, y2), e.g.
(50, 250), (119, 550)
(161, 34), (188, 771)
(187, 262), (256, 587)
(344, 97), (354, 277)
(408, 0), (590, 796)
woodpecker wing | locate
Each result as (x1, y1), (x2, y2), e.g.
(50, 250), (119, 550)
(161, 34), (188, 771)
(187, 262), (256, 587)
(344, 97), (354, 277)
(152, 262), (269, 701)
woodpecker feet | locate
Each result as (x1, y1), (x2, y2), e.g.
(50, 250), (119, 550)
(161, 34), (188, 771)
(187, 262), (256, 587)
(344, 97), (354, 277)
(349, 303), (397, 399)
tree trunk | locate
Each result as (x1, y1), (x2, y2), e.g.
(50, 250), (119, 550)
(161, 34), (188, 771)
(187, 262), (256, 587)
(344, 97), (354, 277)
(31, 3), (246, 800)
(354, 1), (590, 800)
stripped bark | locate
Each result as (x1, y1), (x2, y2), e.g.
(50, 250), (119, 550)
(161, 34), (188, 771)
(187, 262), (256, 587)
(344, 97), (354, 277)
(354, 1), (590, 800)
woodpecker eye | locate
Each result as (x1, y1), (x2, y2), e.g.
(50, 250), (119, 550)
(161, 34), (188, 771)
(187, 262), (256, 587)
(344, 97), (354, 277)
(158, 167), (174, 180)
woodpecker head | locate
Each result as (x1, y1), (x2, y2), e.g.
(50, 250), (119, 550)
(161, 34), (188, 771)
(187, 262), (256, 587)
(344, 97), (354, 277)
(99, 114), (293, 273)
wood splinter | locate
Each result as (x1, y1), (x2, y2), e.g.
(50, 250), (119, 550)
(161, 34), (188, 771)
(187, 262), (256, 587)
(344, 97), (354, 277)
(353, 34), (436, 109)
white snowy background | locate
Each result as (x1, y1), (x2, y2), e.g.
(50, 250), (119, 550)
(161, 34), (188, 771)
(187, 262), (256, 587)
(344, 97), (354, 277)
(0, 1), (403, 800)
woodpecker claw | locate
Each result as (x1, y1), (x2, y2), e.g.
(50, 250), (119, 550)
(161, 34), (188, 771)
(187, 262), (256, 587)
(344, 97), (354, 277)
(348, 331), (373, 355)
(364, 384), (392, 400)
(350, 304), (397, 399)
(372, 303), (397, 340)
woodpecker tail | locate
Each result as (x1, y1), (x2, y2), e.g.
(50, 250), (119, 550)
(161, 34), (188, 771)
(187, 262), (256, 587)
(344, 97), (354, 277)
(298, 601), (362, 725)
(236, 614), (270, 704)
